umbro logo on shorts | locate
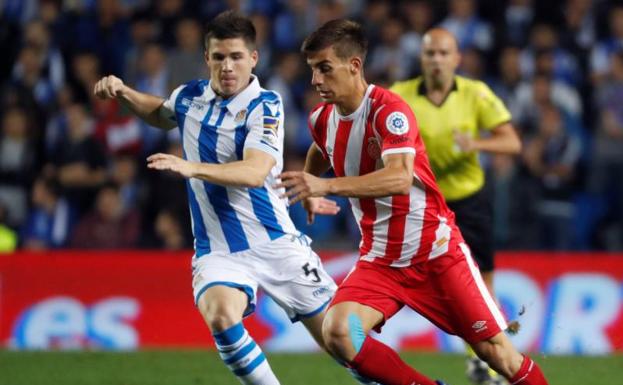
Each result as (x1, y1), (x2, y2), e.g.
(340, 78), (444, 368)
(472, 320), (488, 333)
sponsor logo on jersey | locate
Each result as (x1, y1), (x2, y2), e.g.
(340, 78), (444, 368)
(180, 98), (204, 111)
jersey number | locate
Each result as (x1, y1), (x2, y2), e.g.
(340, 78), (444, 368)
(302, 263), (321, 283)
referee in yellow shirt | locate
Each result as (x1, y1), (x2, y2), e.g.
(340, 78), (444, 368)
(391, 29), (521, 385)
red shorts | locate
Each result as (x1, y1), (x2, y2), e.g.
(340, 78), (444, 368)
(330, 242), (507, 344)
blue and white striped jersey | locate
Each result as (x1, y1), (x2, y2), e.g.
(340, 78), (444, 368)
(161, 75), (297, 257)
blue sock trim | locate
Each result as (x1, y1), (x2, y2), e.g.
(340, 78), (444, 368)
(233, 352), (267, 376)
(348, 313), (366, 353)
(223, 340), (257, 365)
(213, 322), (245, 346)
(289, 298), (332, 323)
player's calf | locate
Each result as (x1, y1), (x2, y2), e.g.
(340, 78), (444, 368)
(471, 333), (548, 385)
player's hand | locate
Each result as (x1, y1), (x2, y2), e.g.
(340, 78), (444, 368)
(276, 171), (329, 205)
(453, 129), (476, 153)
(302, 197), (340, 224)
(94, 75), (126, 99)
(147, 153), (196, 179)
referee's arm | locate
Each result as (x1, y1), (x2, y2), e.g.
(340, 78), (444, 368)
(478, 122), (521, 154)
(456, 122), (521, 155)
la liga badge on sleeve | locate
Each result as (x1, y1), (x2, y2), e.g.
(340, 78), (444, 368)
(385, 111), (409, 135)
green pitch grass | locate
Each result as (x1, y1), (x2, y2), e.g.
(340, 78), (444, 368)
(0, 350), (619, 385)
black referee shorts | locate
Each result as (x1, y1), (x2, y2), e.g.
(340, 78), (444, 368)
(447, 187), (494, 272)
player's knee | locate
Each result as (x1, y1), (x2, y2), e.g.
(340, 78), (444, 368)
(200, 301), (242, 333)
(322, 316), (353, 359)
(322, 312), (367, 362)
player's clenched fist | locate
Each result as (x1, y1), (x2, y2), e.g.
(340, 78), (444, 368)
(93, 75), (126, 99)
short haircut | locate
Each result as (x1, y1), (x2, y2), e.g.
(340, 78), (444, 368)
(204, 10), (256, 50)
(301, 19), (368, 61)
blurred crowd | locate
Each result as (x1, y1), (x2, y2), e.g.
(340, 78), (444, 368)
(1, 0), (622, 252)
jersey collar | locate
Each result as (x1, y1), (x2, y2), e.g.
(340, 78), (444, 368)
(418, 77), (458, 107)
(206, 74), (261, 114)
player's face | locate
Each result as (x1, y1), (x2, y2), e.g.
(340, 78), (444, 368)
(420, 32), (461, 86)
(306, 46), (360, 105)
(205, 37), (258, 98)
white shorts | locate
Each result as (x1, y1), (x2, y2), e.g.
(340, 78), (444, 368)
(191, 233), (337, 322)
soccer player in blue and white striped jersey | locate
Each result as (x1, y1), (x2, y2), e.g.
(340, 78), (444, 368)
(93, 10), (364, 385)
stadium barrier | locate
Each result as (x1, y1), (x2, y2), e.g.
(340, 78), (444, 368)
(1, 250), (621, 355)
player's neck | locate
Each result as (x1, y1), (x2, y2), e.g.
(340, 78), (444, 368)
(424, 76), (454, 105)
(336, 78), (369, 116)
(425, 76), (453, 94)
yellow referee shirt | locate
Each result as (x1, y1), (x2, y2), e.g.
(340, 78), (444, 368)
(390, 76), (511, 201)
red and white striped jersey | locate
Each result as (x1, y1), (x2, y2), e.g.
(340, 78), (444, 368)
(308, 85), (461, 267)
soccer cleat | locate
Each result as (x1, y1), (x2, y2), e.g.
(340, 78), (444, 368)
(435, 381), (450, 385)
(466, 356), (492, 384)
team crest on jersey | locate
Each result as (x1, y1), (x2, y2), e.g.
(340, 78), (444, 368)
(385, 111), (409, 135)
(367, 137), (381, 159)
(234, 109), (247, 123)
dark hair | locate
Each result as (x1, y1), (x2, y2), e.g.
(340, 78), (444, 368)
(301, 19), (368, 61)
(204, 10), (256, 50)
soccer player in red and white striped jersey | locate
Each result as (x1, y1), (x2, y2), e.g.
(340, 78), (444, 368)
(277, 19), (549, 385)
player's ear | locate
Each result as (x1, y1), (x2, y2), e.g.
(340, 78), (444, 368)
(350, 56), (363, 74)
(455, 52), (462, 68)
(250, 50), (259, 68)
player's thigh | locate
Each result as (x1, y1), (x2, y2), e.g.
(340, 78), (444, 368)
(252, 234), (337, 322)
(191, 252), (259, 324)
(301, 309), (327, 349)
(416, 243), (507, 344)
(328, 261), (403, 335)
(447, 188), (494, 272)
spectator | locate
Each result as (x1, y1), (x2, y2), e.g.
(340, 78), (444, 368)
(523, 104), (582, 249)
(590, 5), (623, 84)
(519, 24), (582, 86)
(440, 0), (494, 52)
(167, 17), (205, 90)
(502, 0), (534, 47)
(588, 51), (623, 249)
(70, 182), (141, 249)
(133, 41), (173, 154)
(399, 0), (434, 77)
(152, 208), (189, 250)
(46, 103), (107, 215)
(125, 11), (160, 84)
(0, 107), (38, 228)
(21, 176), (74, 250)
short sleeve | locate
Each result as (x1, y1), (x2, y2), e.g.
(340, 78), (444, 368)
(474, 81), (512, 131)
(159, 84), (185, 124)
(243, 95), (284, 164)
(374, 102), (418, 158)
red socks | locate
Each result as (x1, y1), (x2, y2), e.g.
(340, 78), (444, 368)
(350, 337), (437, 385)
(509, 355), (549, 385)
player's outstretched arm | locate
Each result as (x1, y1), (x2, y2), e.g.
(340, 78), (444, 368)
(277, 152), (414, 204)
(147, 148), (275, 188)
(93, 75), (176, 130)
